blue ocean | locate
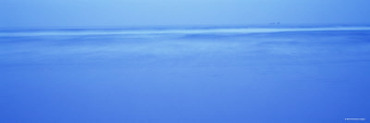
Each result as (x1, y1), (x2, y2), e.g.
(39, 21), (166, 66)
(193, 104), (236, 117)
(1, 26), (370, 123)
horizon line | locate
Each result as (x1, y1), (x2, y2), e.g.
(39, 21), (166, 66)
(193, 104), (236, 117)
(1, 26), (370, 37)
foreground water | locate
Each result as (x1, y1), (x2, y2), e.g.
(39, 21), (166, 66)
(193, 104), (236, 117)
(1, 27), (370, 123)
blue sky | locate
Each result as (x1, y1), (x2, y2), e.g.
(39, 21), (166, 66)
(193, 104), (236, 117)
(1, 0), (370, 28)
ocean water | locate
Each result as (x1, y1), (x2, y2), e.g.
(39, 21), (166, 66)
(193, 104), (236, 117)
(1, 26), (370, 123)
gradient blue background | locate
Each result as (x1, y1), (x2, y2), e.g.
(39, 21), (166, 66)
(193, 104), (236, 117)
(1, 0), (370, 28)
(1, 0), (370, 123)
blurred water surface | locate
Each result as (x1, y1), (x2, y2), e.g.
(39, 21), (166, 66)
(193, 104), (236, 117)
(1, 27), (370, 123)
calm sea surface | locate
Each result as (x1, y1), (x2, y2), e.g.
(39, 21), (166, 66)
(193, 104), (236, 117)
(1, 27), (370, 123)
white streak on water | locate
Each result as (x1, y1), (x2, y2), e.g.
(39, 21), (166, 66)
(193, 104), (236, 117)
(1, 27), (370, 37)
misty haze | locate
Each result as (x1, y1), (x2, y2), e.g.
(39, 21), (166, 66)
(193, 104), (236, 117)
(1, 0), (370, 123)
